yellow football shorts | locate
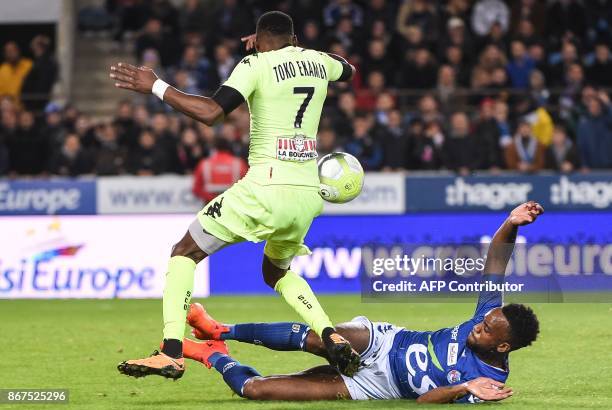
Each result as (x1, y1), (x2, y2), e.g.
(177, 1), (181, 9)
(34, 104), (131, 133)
(196, 175), (323, 261)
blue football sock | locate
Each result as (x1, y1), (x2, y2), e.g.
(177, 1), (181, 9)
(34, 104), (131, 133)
(210, 353), (261, 397)
(220, 322), (310, 351)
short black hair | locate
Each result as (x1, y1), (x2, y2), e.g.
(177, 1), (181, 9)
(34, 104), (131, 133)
(502, 303), (540, 351)
(256, 11), (294, 37)
(214, 136), (233, 153)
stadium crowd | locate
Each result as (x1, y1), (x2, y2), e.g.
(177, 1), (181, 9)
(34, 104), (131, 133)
(1, 0), (612, 178)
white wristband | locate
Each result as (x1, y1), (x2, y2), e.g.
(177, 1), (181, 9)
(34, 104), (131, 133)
(152, 79), (170, 101)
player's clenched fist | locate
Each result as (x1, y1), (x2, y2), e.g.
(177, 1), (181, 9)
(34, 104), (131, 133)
(110, 62), (158, 94)
(509, 201), (544, 226)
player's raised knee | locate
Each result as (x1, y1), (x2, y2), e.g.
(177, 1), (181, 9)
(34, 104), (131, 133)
(170, 231), (208, 262)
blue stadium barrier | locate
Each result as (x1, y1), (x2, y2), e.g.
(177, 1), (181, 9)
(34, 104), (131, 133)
(0, 179), (96, 215)
(405, 173), (612, 212)
(1, 172), (610, 216)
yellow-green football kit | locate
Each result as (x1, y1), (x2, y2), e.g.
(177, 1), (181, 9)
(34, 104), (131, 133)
(163, 46), (349, 342)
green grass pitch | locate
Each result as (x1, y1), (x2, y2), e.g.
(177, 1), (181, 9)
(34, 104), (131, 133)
(1, 296), (611, 409)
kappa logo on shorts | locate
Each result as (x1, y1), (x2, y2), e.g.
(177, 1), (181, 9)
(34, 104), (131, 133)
(205, 197), (224, 219)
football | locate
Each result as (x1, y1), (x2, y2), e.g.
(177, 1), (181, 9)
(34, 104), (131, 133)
(317, 152), (364, 203)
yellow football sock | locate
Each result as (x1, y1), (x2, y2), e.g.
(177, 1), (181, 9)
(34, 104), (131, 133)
(274, 270), (333, 336)
(162, 256), (196, 341)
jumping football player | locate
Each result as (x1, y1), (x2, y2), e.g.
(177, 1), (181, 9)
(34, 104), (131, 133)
(109, 11), (360, 379)
(180, 201), (543, 403)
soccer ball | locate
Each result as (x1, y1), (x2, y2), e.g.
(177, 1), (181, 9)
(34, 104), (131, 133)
(317, 152), (364, 203)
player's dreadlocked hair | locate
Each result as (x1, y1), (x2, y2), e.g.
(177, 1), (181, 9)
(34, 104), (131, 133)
(502, 303), (540, 351)
(256, 11), (294, 37)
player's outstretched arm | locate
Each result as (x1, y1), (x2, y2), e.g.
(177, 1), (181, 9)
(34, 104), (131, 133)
(416, 377), (513, 404)
(483, 201), (544, 276)
(110, 63), (224, 126)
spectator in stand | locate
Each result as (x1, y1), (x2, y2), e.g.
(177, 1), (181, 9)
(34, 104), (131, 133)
(177, 127), (204, 174)
(323, 0), (364, 28)
(399, 47), (437, 90)
(173, 69), (199, 95)
(326, 17), (362, 56)
(0, 138), (7, 175)
(356, 70), (385, 112)
(94, 123), (128, 175)
(547, 0), (587, 48)
(1, 109), (18, 174)
(557, 62), (585, 124)
(396, 0), (438, 45)
(528, 42), (547, 74)
(0, 42), (32, 103)
(417, 94), (444, 124)
(149, 0), (181, 37)
(549, 41), (578, 87)
(471, 0), (510, 38)
(577, 91), (612, 170)
(373, 91), (396, 126)
(135, 18), (178, 67)
(443, 45), (470, 87)
(504, 119), (546, 173)
(179, 0), (208, 35)
(440, 0), (471, 29)
(141, 49), (170, 113)
(128, 128), (167, 175)
(113, 100), (140, 151)
(369, 19), (403, 64)
(300, 21), (325, 51)
(224, 122), (249, 159)
(587, 43), (612, 88)
(401, 25), (426, 52)
(517, 19), (541, 46)
(362, 39), (395, 83)
(506, 40), (535, 89)
(42, 103), (66, 151)
(112, 0), (151, 43)
(478, 20), (507, 53)
(442, 111), (478, 175)
(411, 120), (443, 170)
(510, 0), (546, 38)
(529, 69), (550, 107)
(177, 46), (215, 93)
(436, 64), (463, 114)
(48, 133), (93, 176)
(151, 112), (180, 173)
(330, 91), (357, 142)
(317, 127), (340, 158)
(211, 0), (254, 46)
(7, 110), (46, 175)
(380, 109), (410, 171)
(345, 115), (383, 170)
(21, 35), (58, 111)
(473, 98), (504, 170)
(213, 44), (236, 85)
(440, 17), (474, 63)
(544, 125), (580, 173)
(192, 137), (247, 203)
(365, 0), (396, 32)
(471, 44), (507, 87)
(489, 66), (509, 89)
